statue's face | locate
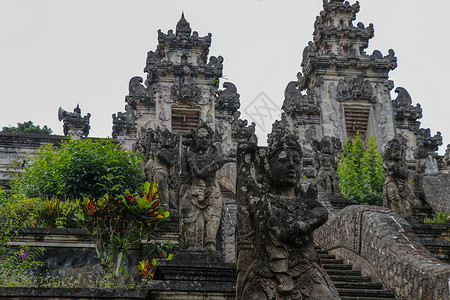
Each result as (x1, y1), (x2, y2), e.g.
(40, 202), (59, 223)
(269, 148), (302, 188)
(197, 128), (212, 151)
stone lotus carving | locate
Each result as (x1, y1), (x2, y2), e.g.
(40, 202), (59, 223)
(383, 138), (415, 216)
(179, 122), (233, 253)
(236, 125), (339, 299)
(138, 126), (180, 210)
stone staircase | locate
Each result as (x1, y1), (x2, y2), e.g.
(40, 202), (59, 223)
(316, 247), (397, 300)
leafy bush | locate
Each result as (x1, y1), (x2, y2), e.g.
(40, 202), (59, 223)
(337, 134), (385, 205)
(2, 121), (52, 135)
(79, 181), (170, 282)
(35, 198), (83, 228)
(424, 212), (450, 224)
(0, 189), (46, 287)
(12, 138), (145, 200)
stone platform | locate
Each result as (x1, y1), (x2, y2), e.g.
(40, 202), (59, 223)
(146, 256), (236, 300)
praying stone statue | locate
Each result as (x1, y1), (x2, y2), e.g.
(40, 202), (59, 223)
(139, 126), (179, 210)
(236, 126), (340, 300)
(179, 122), (233, 253)
(382, 138), (415, 217)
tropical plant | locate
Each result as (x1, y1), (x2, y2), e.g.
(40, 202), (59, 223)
(337, 134), (385, 205)
(2, 121), (53, 135)
(0, 189), (45, 287)
(424, 212), (450, 224)
(35, 197), (83, 228)
(11, 138), (145, 200)
(79, 181), (170, 282)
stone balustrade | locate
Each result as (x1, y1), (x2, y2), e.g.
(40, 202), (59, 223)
(314, 205), (450, 300)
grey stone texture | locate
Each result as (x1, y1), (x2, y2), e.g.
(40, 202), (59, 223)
(420, 173), (450, 214)
(0, 132), (68, 189)
(314, 205), (450, 300)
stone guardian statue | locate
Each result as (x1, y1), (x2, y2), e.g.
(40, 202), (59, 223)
(179, 122), (233, 253)
(382, 138), (415, 216)
(236, 127), (340, 300)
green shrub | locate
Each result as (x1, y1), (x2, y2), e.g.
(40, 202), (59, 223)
(337, 134), (385, 205)
(35, 197), (83, 228)
(424, 212), (450, 224)
(0, 189), (45, 287)
(11, 138), (145, 200)
(2, 121), (52, 135)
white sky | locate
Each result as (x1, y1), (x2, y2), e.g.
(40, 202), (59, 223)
(1, 0), (449, 153)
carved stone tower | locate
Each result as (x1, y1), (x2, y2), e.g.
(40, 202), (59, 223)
(283, 0), (442, 173)
(285, 0), (397, 151)
(112, 13), (242, 156)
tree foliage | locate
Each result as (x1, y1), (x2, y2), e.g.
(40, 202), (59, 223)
(2, 121), (53, 135)
(337, 134), (385, 205)
(12, 138), (145, 200)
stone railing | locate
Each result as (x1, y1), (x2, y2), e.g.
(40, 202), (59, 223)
(314, 205), (450, 300)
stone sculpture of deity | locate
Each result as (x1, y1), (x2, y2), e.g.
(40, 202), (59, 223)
(139, 126), (179, 210)
(382, 138), (415, 216)
(236, 127), (340, 300)
(179, 122), (233, 253)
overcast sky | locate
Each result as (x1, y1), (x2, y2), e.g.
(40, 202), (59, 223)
(1, 0), (449, 153)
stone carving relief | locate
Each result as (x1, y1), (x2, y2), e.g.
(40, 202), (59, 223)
(414, 128), (442, 174)
(170, 77), (202, 103)
(235, 125), (339, 299)
(382, 138), (415, 217)
(215, 82), (240, 114)
(179, 122), (234, 253)
(60, 104), (91, 138)
(336, 76), (375, 103)
(138, 126), (180, 210)
(392, 87), (422, 131)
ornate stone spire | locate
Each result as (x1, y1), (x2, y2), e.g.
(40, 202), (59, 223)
(176, 12), (191, 38)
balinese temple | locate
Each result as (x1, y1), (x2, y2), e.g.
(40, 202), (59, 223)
(282, 0), (442, 173)
(112, 13), (243, 157)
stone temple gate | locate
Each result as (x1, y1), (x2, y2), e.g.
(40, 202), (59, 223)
(0, 1), (450, 300)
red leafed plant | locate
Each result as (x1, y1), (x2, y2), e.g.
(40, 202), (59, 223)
(80, 181), (170, 281)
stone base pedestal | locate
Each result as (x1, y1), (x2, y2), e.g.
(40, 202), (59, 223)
(146, 253), (236, 300)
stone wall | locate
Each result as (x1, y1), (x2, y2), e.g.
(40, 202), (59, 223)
(0, 132), (67, 189)
(421, 173), (450, 214)
(314, 205), (450, 300)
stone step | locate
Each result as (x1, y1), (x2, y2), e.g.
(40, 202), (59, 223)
(329, 276), (372, 283)
(326, 269), (362, 276)
(315, 246), (397, 299)
(319, 254), (336, 259)
(333, 282), (383, 290)
(320, 258), (343, 264)
(337, 288), (396, 298)
(323, 264), (353, 270)
(340, 297), (397, 300)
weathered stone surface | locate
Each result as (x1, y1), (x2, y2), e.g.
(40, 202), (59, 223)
(420, 173), (450, 214)
(236, 125), (340, 299)
(147, 259), (236, 300)
(382, 137), (415, 217)
(0, 287), (146, 299)
(0, 132), (68, 190)
(315, 205), (450, 300)
(59, 104), (91, 138)
(138, 126), (180, 210)
(179, 122), (233, 254)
